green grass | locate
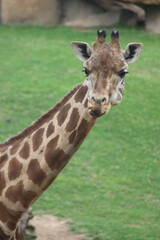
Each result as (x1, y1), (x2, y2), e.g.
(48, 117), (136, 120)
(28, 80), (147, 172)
(0, 25), (160, 240)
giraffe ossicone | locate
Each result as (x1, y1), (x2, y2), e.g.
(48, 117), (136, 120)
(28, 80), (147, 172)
(0, 30), (142, 240)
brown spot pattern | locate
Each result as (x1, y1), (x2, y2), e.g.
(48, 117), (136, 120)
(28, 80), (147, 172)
(19, 142), (30, 160)
(83, 98), (88, 108)
(8, 158), (23, 181)
(45, 135), (70, 170)
(65, 108), (80, 132)
(57, 103), (71, 127)
(0, 146), (7, 152)
(74, 85), (88, 103)
(46, 122), (55, 138)
(69, 130), (77, 144)
(49, 148), (70, 170)
(45, 135), (58, 169)
(42, 175), (56, 192)
(5, 181), (36, 209)
(0, 171), (6, 196)
(74, 119), (90, 147)
(0, 154), (8, 168)
(32, 128), (44, 152)
(0, 201), (22, 230)
(27, 159), (46, 186)
(10, 143), (20, 155)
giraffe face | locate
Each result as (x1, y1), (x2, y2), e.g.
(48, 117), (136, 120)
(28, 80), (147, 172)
(72, 30), (142, 117)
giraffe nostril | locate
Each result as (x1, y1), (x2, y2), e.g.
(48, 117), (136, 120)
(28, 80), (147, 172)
(92, 96), (96, 102)
(101, 97), (106, 103)
(91, 96), (106, 104)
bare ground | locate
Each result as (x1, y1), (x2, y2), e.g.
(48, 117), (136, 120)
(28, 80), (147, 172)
(30, 215), (91, 240)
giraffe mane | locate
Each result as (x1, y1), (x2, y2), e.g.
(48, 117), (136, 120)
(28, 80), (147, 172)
(0, 83), (82, 149)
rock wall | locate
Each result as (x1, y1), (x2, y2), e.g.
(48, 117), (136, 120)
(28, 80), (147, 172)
(122, 0), (160, 4)
(61, 0), (120, 27)
(1, 0), (60, 26)
(0, 0), (121, 27)
(146, 6), (160, 33)
(0, 0), (160, 33)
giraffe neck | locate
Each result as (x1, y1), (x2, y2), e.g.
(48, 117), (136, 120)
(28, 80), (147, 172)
(0, 80), (96, 239)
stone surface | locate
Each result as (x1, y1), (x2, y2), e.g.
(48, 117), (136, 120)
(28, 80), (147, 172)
(146, 6), (160, 33)
(1, 0), (60, 26)
(62, 0), (120, 27)
(1, 0), (159, 30)
(122, 0), (160, 4)
(121, 10), (138, 26)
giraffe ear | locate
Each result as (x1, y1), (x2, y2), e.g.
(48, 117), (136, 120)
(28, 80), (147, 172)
(71, 42), (92, 62)
(123, 43), (143, 64)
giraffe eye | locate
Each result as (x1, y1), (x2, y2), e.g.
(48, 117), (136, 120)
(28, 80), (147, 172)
(118, 69), (128, 78)
(82, 68), (90, 77)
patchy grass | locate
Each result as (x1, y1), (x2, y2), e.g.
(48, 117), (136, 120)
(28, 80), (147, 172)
(0, 25), (160, 240)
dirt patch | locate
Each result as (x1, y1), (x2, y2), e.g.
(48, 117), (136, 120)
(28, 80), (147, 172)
(30, 215), (91, 240)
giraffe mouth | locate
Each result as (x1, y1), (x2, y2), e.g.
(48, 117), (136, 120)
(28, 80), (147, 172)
(88, 95), (111, 118)
(88, 103), (111, 118)
(89, 108), (105, 118)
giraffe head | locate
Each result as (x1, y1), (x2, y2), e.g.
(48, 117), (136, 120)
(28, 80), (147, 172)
(72, 30), (142, 117)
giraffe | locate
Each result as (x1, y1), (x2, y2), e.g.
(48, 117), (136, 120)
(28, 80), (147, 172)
(0, 29), (142, 240)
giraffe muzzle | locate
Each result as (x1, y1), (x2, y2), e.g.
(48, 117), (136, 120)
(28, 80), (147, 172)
(88, 96), (111, 117)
